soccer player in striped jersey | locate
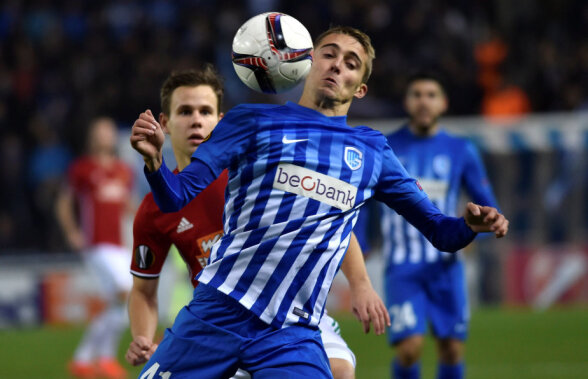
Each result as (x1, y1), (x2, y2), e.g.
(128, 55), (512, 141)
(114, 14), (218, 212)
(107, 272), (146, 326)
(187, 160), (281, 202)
(382, 72), (499, 379)
(130, 26), (508, 378)
(125, 66), (380, 379)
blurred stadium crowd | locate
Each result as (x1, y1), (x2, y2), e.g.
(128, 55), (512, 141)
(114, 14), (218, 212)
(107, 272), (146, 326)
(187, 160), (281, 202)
(1, 0), (587, 252)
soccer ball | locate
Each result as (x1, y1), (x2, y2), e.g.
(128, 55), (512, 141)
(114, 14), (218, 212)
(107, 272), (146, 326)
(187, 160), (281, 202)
(231, 12), (313, 94)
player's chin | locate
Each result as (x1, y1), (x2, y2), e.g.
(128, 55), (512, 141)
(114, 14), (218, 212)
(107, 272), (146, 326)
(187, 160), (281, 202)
(187, 139), (203, 148)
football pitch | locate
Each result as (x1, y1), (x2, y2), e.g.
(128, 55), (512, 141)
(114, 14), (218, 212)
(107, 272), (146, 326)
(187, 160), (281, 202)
(1, 306), (587, 379)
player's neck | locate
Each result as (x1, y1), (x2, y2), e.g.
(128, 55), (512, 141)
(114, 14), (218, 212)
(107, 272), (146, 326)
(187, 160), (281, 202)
(175, 151), (192, 172)
(408, 122), (439, 137)
(298, 93), (350, 117)
(93, 151), (116, 166)
(175, 156), (191, 172)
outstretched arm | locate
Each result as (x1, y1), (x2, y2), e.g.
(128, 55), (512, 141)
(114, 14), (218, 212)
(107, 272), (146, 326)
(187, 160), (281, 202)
(126, 276), (159, 366)
(340, 232), (390, 335)
(376, 143), (508, 252)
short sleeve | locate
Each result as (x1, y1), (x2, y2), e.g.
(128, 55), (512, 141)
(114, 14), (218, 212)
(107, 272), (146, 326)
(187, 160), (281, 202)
(130, 196), (172, 278)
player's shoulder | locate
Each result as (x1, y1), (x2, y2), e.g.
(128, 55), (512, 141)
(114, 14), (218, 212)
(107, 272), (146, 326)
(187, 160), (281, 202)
(438, 128), (477, 149)
(69, 155), (92, 170)
(134, 192), (161, 221)
(354, 125), (388, 144)
(229, 103), (282, 115)
(385, 125), (411, 140)
(221, 103), (281, 127)
(67, 156), (93, 179)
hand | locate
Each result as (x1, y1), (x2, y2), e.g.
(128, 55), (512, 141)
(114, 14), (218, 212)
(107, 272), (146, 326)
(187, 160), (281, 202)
(130, 109), (165, 171)
(349, 282), (391, 335)
(464, 202), (509, 238)
(125, 335), (158, 366)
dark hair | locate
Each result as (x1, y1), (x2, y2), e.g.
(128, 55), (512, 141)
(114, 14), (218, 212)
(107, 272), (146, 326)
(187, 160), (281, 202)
(160, 64), (224, 115)
(405, 70), (447, 93)
(314, 26), (376, 84)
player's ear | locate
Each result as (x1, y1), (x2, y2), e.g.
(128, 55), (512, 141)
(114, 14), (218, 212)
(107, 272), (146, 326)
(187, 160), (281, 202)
(441, 94), (449, 114)
(353, 83), (368, 99)
(159, 112), (170, 134)
(218, 112), (224, 121)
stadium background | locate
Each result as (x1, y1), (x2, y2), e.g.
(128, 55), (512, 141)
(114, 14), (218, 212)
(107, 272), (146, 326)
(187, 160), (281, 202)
(1, 1), (588, 378)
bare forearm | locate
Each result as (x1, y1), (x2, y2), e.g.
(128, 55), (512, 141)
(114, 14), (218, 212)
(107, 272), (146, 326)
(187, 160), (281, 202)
(341, 232), (390, 334)
(128, 288), (158, 342)
(55, 191), (79, 235)
(341, 232), (372, 289)
(144, 153), (163, 172)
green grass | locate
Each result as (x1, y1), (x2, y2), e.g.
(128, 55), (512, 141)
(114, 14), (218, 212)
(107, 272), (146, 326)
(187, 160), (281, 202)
(338, 306), (588, 379)
(1, 307), (587, 378)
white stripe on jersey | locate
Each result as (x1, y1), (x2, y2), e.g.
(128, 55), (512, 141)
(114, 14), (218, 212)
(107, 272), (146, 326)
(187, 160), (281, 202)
(391, 213), (406, 264)
(222, 226), (290, 297)
(425, 237), (437, 263)
(407, 224), (421, 264)
(258, 211), (354, 326)
(306, 222), (351, 324)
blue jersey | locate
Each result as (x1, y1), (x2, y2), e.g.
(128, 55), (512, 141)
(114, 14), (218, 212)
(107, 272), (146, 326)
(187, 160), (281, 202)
(382, 126), (497, 268)
(145, 103), (476, 329)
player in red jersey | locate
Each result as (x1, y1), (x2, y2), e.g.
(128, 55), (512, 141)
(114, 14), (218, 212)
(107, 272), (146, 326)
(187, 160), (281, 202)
(56, 117), (134, 379)
(125, 66), (389, 379)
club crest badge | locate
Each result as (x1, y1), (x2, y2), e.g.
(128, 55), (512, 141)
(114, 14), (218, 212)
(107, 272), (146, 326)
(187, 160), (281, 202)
(344, 146), (363, 170)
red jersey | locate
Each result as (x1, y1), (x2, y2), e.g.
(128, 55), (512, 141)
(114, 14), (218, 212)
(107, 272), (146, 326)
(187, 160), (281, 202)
(130, 170), (228, 288)
(68, 156), (133, 246)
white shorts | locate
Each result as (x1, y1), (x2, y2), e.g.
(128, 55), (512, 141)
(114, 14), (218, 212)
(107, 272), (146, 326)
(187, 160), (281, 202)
(319, 311), (356, 367)
(84, 243), (133, 301)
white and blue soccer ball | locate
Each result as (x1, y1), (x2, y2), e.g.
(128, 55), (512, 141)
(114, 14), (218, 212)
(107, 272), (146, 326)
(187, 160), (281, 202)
(231, 12), (313, 94)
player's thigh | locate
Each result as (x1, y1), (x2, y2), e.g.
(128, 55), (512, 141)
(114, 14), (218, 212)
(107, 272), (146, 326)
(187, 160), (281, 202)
(140, 307), (241, 378)
(319, 312), (356, 368)
(427, 263), (468, 340)
(244, 325), (332, 379)
(385, 274), (427, 345)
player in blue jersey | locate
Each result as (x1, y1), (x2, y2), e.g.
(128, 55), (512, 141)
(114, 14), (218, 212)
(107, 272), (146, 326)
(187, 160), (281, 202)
(381, 72), (499, 379)
(130, 26), (508, 378)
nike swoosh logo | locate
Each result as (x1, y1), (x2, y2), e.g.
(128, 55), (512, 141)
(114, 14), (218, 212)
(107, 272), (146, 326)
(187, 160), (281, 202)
(282, 136), (309, 144)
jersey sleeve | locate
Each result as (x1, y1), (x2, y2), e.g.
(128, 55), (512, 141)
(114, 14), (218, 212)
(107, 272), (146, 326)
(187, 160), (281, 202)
(462, 141), (498, 208)
(373, 143), (428, 212)
(375, 144), (476, 253)
(130, 196), (172, 279)
(144, 105), (257, 212)
(192, 104), (258, 175)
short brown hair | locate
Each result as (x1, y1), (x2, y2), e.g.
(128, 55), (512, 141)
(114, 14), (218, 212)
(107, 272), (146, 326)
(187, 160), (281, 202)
(160, 64), (224, 115)
(314, 26), (376, 84)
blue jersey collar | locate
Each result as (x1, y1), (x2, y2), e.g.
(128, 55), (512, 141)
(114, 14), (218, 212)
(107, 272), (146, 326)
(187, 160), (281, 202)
(285, 101), (348, 126)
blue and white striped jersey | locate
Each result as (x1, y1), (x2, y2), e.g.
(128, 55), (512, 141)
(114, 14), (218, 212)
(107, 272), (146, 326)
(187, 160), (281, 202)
(145, 103), (476, 329)
(381, 126), (497, 269)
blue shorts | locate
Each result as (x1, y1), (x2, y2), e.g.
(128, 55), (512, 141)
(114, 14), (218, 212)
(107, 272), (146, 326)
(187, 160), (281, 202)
(139, 283), (333, 379)
(385, 260), (469, 345)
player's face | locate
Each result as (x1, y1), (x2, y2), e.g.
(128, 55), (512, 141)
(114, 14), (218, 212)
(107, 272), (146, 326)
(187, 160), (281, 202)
(161, 85), (222, 161)
(89, 119), (117, 156)
(404, 80), (447, 131)
(306, 33), (368, 105)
